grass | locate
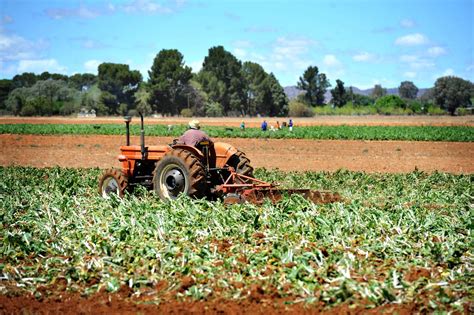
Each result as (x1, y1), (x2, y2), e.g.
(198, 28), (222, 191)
(0, 123), (473, 141)
(0, 166), (472, 311)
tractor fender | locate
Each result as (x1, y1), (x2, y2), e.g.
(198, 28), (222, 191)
(171, 145), (204, 159)
(213, 142), (238, 168)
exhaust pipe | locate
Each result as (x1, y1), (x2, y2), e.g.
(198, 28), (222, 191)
(123, 116), (132, 146)
(139, 112), (146, 159)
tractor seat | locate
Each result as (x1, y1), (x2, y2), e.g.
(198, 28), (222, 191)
(196, 140), (212, 153)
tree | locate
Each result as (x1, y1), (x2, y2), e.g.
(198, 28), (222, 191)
(79, 85), (107, 115)
(5, 79), (78, 116)
(5, 87), (29, 115)
(199, 46), (246, 115)
(98, 63), (142, 114)
(297, 66), (330, 106)
(241, 62), (287, 116)
(265, 73), (289, 116)
(242, 61), (267, 115)
(352, 93), (374, 106)
(12, 72), (38, 89)
(330, 79), (348, 107)
(148, 49), (192, 115)
(419, 88), (435, 109)
(371, 84), (387, 99)
(134, 85), (153, 116)
(398, 81), (419, 99)
(69, 73), (97, 90)
(434, 76), (473, 115)
(38, 72), (68, 82)
(0, 79), (13, 111)
(185, 80), (207, 116)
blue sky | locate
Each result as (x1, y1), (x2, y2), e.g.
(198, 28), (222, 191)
(1, 0), (472, 88)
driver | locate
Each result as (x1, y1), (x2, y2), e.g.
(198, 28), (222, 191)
(177, 119), (212, 147)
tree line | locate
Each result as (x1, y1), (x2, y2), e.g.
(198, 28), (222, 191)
(293, 65), (473, 116)
(1, 46), (473, 117)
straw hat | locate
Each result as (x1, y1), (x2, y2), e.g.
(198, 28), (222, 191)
(188, 119), (200, 129)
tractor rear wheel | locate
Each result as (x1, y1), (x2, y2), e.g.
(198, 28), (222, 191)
(228, 150), (253, 180)
(98, 169), (128, 198)
(153, 149), (208, 200)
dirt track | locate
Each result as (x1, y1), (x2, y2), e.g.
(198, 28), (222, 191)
(1, 134), (473, 173)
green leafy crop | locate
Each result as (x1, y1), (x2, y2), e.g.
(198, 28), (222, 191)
(1, 123), (473, 142)
(0, 166), (472, 311)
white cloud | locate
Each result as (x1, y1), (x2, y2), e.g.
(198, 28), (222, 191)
(322, 54), (345, 78)
(108, 3), (116, 12)
(121, 0), (174, 14)
(395, 33), (429, 46)
(443, 68), (455, 76)
(258, 36), (317, 72)
(81, 39), (107, 49)
(404, 71), (417, 78)
(44, 1), (184, 20)
(323, 54), (342, 68)
(45, 5), (100, 19)
(188, 60), (203, 73)
(273, 37), (316, 60)
(400, 55), (418, 63)
(18, 59), (67, 74)
(410, 60), (435, 70)
(0, 32), (48, 61)
(400, 54), (434, 70)
(84, 59), (102, 73)
(353, 52), (376, 62)
(400, 19), (415, 28)
(1, 15), (13, 24)
(233, 48), (247, 59)
(233, 40), (252, 49)
(427, 46), (447, 57)
(245, 26), (277, 33)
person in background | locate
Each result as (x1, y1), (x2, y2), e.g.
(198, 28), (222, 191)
(178, 119), (211, 147)
(276, 120), (281, 130)
(261, 120), (268, 131)
(288, 118), (293, 132)
(240, 121), (245, 131)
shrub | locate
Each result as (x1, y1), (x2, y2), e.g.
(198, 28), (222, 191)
(180, 108), (194, 117)
(127, 109), (138, 117)
(313, 103), (378, 115)
(205, 102), (224, 117)
(288, 100), (314, 117)
(456, 107), (474, 116)
(375, 95), (408, 115)
(19, 103), (36, 116)
(426, 105), (446, 115)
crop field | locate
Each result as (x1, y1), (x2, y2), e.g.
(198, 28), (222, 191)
(1, 115), (473, 314)
(1, 123), (474, 142)
(1, 166), (472, 313)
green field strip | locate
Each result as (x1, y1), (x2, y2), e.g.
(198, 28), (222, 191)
(1, 123), (473, 142)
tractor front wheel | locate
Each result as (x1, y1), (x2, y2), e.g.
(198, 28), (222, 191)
(98, 169), (128, 198)
(153, 149), (207, 200)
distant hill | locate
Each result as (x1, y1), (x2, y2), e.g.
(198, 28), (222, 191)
(284, 86), (429, 102)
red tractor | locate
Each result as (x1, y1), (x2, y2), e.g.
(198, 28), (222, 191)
(99, 114), (339, 204)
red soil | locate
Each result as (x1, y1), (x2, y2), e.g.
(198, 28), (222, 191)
(0, 289), (425, 315)
(1, 134), (473, 173)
